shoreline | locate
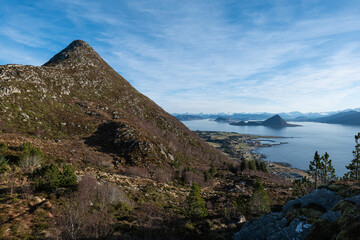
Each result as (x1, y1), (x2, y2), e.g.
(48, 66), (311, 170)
(194, 130), (310, 181)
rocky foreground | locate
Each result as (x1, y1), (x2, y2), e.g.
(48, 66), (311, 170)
(233, 183), (360, 240)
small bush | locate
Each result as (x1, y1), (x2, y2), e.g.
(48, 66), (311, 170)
(0, 155), (9, 173)
(0, 142), (7, 153)
(205, 166), (217, 181)
(18, 142), (44, 158)
(31, 164), (77, 192)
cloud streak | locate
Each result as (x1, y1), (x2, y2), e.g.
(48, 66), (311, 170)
(0, 0), (360, 113)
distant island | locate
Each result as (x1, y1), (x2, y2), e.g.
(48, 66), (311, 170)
(230, 115), (301, 128)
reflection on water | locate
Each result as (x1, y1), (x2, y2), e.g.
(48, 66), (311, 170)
(182, 119), (360, 176)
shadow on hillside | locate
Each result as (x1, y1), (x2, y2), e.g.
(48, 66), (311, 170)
(83, 121), (119, 155)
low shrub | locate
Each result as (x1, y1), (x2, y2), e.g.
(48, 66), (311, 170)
(31, 164), (77, 192)
(18, 142), (44, 159)
(0, 142), (7, 153)
(0, 155), (9, 173)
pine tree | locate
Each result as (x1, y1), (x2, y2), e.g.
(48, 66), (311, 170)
(185, 183), (207, 219)
(249, 180), (270, 214)
(346, 132), (360, 181)
(32, 164), (61, 192)
(240, 157), (249, 171)
(308, 151), (321, 188)
(60, 165), (78, 188)
(260, 161), (268, 173)
(320, 152), (336, 184)
(248, 160), (257, 171)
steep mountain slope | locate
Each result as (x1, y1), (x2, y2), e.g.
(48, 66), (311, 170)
(0, 40), (228, 170)
(314, 111), (360, 125)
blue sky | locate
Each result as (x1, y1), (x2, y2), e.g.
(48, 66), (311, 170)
(1, 0), (360, 113)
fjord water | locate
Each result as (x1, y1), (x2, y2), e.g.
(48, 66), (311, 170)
(182, 119), (360, 176)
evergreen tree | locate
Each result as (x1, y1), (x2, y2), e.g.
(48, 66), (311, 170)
(60, 165), (78, 188)
(320, 152), (336, 184)
(260, 161), (268, 173)
(308, 151), (321, 188)
(248, 160), (257, 171)
(240, 157), (249, 171)
(185, 183), (207, 219)
(249, 180), (270, 214)
(32, 164), (61, 192)
(346, 132), (360, 181)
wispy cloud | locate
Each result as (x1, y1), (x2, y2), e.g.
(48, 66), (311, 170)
(1, 0), (360, 113)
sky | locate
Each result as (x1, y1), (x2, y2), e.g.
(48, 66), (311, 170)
(1, 0), (360, 114)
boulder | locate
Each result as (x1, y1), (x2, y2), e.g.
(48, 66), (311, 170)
(345, 194), (360, 205)
(320, 210), (341, 223)
(282, 188), (343, 214)
(232, 214), (312, 240)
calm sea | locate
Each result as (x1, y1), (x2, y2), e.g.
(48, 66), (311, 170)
(182, 119), (360, 177)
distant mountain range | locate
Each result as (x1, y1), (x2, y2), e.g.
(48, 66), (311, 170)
(313, 111), (360, 125)
(230, 115), (301, 128)
(173, 108), (360, 126)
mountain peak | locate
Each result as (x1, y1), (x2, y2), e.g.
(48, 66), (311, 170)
(43, 40), (105, 68)
(262, 114), (299, 127)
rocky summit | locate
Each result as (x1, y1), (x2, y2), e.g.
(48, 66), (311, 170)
(0, 40), (228, 171)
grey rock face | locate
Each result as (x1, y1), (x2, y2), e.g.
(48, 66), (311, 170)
(232, 214), (312, 240)
(345, 195), (360, 205)
(233, 213), (286, 240)
(320, 210), (341, 223)
(282, 188), (343, 214)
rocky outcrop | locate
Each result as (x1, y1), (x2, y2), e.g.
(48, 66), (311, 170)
(233, 185), (360, 240)
(281, 188), (343, 213)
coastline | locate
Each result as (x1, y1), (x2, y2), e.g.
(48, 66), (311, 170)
(194, 130), (310, 181)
